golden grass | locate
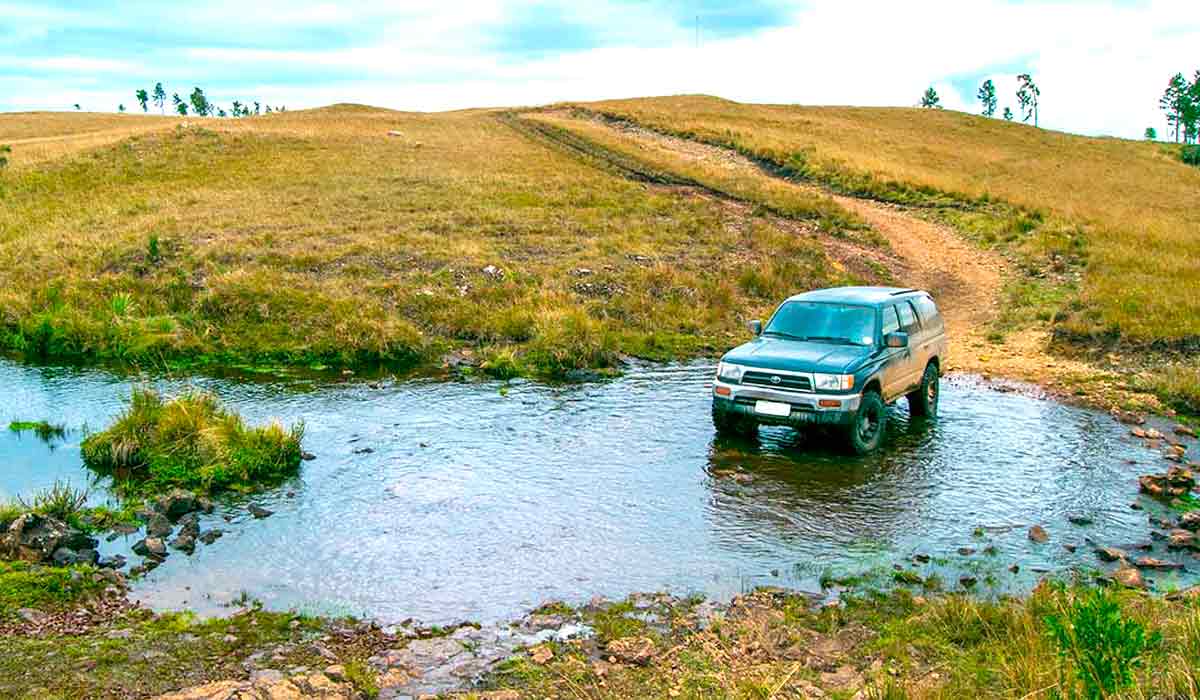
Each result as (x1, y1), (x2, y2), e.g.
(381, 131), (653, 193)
(0, 112), (182, 168)
(581, 95), (1200, 344)
(0, 105), (879, 373)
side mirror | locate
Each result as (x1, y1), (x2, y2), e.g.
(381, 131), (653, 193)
(884, 332), (909, 348)
(747, 320), (763, 336)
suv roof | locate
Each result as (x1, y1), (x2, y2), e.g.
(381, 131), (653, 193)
(786, 286), (926, 306)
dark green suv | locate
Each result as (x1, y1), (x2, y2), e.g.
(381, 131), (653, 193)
(712, 287), (946, 454)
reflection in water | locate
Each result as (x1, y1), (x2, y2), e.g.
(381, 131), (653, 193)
(0, 361), (1184, 624)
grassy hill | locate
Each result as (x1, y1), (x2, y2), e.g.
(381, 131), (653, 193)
(580, 95), (1200, 347)
(0, 105), (878, 375)
(0, 98), (1196, 409)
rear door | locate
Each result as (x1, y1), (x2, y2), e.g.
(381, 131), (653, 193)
(894, 301), (923, 394)
(911, 294), (945, 369)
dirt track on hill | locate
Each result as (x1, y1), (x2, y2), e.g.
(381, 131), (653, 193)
(523, 111), (1007, 359)
(520, 110), (1159, 410)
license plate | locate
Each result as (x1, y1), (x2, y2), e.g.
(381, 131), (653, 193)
(754, 400), (791, 417)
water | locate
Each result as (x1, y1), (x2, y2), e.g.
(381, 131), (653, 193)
(0, 360), (1189, 624)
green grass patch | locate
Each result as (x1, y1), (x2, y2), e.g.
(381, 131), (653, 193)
(80, 387), (303, 495)
(0, 561), (105, 618)
(7, 420), (66, 442)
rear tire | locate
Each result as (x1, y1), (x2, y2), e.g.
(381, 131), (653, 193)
(907, 363), (940, 418)
(845, 390), (886, 455)
(712, 404), (756, 437)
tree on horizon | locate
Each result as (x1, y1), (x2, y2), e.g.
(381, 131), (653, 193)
(153, 83), (167, 114)
(135, 89), (149, 112)
(977, 79), (997, 117)
(1017, 74), (1040, 126)
(920, 86), (942, 109)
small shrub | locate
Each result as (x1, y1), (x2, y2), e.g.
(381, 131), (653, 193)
(1181, 145), (1200, 167)
(17, 480), (89, 522)
(81, 387), (304, 494)
(1043, 587), (1160, 699)
(109, 292), (137, 319)
(147, 234), (161, 263)
(342, 659), (379, 699)
(0, 144), (10, 169)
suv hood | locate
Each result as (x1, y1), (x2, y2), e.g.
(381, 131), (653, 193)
(722, 336), (874, 374)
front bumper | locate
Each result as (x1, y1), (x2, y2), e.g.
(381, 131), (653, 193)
(712, 379), (861, 427)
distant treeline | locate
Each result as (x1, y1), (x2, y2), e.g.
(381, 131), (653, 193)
(1157, 70), (1200, 143)
(118, 83), (285, 117)
(920, 75), (1041, 126)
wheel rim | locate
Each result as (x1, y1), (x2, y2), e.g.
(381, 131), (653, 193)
(857, 403), (881, 442)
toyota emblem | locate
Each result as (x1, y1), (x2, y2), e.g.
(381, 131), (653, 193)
(770, 375), (781, 385)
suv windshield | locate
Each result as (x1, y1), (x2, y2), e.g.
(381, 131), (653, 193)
(764, 302), (876, 346)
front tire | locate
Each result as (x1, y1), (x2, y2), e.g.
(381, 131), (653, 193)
(845, 391), (886, 455)
(907, 363), (940, 418)
(712, 404), (756, 437)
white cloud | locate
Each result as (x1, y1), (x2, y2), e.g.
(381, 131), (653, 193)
(3, 0), (1197, 138)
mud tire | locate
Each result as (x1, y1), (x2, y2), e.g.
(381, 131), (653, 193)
(907, 363), (940, 418)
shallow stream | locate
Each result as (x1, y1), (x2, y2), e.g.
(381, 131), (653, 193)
(0, 360), (1190, 624)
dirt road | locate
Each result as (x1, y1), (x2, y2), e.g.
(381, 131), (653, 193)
(523, 110), (1156, 410)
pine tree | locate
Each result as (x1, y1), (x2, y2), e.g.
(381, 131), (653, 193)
(920, 86), (942, 109)
(153, 83), (167, 114)
(977, 79), (997, 117)
(135, 89), (149, 112)
(1017, 74), (1040, 126)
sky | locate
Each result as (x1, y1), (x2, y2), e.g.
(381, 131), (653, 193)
(1, 0), (1196, 139)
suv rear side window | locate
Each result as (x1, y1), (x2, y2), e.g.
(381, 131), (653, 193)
(896, 302), (919, 334)
(913, 296), (944, 333)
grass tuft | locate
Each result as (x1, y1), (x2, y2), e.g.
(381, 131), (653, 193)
(80, 387), (304, 495)
(8, 420), (66, 442)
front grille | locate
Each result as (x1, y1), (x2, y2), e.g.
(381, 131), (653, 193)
(742, 371), (812, 392)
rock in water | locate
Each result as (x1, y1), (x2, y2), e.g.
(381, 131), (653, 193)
(1179, 511), (1200, 531)
(1111, 566), (1146, 589)
(146, 513), (173, 538)
(1095, 547), (1128, 562)
(1028, 525), (1049, 543)
(247, 505), (273, 519)
(133, 537), (168, 559)
(176, 513), (201, 539)
(156, 489), (198, 521)
(198, 529), (224, 545)
(1167, 530), (1198, 550)
(170, 533), (196, 555)
(1134, 556), (1183, 570)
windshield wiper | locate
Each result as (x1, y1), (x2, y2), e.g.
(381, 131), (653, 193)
(804, 335), (856, 345)
(763, 330), (806, 341)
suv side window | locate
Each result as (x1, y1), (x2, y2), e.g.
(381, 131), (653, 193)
(913, 295), (944, 333)
(897, 302), (920, 334)
(881, 305), (900, 335)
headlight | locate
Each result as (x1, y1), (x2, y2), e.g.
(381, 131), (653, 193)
(716, 362), (744, 383)
(813, 373), (855, 391)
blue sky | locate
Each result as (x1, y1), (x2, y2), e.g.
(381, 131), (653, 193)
(1, 1), (1196, 138)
